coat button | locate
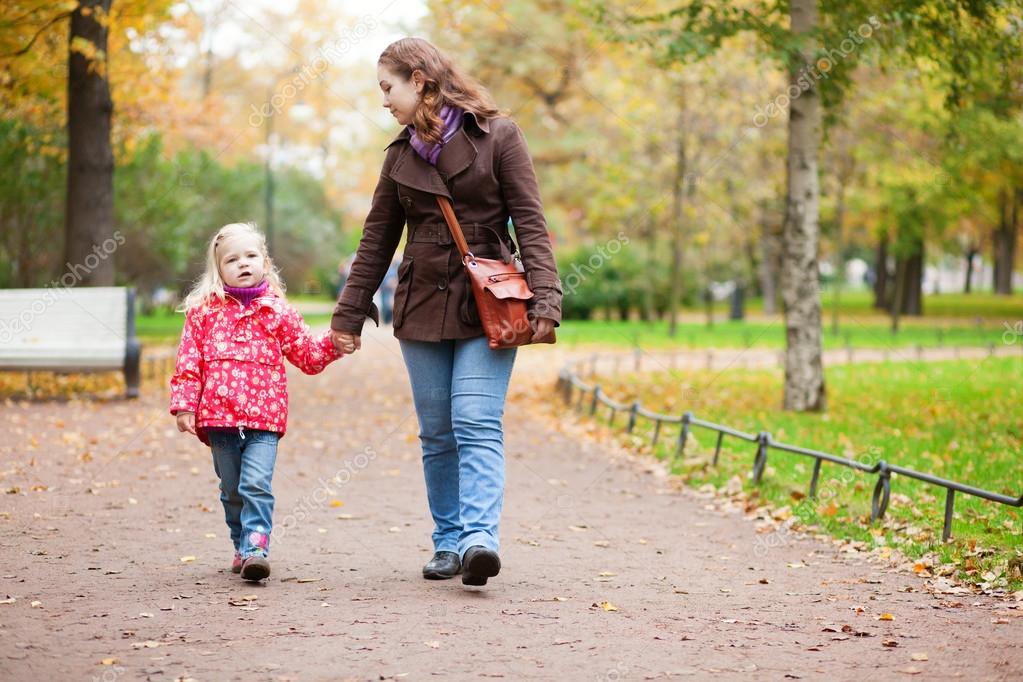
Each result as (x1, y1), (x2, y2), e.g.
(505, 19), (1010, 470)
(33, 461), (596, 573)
(437, 278), (448, 291)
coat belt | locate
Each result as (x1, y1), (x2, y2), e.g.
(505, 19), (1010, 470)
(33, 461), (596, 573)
(408, 223), (508, 246)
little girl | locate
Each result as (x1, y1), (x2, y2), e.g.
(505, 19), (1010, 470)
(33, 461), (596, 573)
(170, 222), (350, 582)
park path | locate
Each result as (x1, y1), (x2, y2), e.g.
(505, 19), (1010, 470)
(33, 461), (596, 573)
(1, 325), (1021, 681)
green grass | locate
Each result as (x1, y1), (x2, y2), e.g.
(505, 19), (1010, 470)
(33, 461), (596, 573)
(583, 356), (1023, 586)
(557, 318), (1011, 350)
(559, 291), (1022, 350)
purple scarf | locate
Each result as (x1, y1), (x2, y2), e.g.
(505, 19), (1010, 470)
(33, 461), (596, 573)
(409, 105), (464, 165)
(224, 279), (268, 307)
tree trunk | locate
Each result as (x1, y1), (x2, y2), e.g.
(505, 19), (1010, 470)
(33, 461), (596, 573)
(993, 188), (1018, 295)
(780, 0), (826, 412)
(668, 85), (688, 337)
(643, 214), (657, 322)
(963, 245), (978, 293)
(873, 231), (889, 310)
(758, 200), (780, 315)
(830, 174), (847, 335)
(64, 0), (115, 286)
(899, 241), (924, 315)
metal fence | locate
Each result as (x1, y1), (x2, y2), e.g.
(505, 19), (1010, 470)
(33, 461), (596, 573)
(556, 352), (1023, 543)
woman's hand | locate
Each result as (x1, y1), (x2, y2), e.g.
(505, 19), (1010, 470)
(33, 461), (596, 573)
(331, 330), (360, 354)
(531, 317), (556, 342)
(175, 411), (196, 435)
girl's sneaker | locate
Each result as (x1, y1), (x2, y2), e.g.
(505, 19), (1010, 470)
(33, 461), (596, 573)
(240, 555), (271, 582)
(231, 551), (243, 574)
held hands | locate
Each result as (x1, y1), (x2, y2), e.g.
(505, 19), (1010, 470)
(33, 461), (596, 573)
(330, 330), (360, 354)
(175, 411), (196, 435)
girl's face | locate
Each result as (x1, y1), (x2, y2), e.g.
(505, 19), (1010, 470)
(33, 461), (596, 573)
(217, 233), (266, 288)
(378, 64), (423, 126)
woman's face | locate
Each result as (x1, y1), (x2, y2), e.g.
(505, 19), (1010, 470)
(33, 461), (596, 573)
(378, 64), (422, 126)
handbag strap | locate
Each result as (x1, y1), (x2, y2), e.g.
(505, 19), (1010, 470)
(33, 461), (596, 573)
(435, 195), (472, 261)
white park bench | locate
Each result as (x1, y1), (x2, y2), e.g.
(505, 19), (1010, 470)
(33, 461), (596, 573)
(0, 287), (142, 398)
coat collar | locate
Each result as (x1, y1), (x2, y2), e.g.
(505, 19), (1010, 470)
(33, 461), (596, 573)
(385, 111), (490, 198)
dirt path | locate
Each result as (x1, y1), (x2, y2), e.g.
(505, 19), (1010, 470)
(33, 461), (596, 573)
(1, 326), (1021, 681)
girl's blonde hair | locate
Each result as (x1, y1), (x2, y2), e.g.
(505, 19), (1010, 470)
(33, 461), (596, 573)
(179, 222), (285, 311)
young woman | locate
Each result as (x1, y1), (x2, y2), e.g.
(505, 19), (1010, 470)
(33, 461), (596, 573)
(330, 37), (562, 586)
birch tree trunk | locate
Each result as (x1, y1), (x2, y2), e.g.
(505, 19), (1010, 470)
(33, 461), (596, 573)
(780, 0), (826, 412)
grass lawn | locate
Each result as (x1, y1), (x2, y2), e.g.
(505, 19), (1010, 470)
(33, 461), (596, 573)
(579, 356), (1023, 588)
(558, 291), (1022, 350)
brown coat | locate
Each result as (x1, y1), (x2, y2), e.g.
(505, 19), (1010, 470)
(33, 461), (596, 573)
(330, 112), (562, 341)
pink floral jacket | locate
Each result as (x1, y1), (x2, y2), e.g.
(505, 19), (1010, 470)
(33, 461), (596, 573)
(169, 291), (342, 444)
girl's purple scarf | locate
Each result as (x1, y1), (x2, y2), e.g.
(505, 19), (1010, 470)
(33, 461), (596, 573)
(409, 105), (464, 165)
(224, 279), (268, 307)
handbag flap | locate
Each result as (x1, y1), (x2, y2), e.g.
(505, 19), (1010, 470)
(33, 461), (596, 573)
(482, 275), (534, 301)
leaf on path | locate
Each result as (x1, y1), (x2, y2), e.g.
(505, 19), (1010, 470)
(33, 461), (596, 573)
(424, 641), (440, 649)
(0, 597), (16, 605)
(179, 556), (195, 563)
(877, 613), (895, 621)
(30, 600), (41, 607)
(910, 653), (928, 661)
(101, 658), (118, 665)
(329, 500), (344, 507)
(131, 640), (161, 649)
(882, 639), (899, 647)
(594, 601), (618, 612)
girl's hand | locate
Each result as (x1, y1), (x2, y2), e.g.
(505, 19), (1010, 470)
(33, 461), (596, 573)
(531, 317), (556, 342)
(176, 411), (196, 435)
(330, 330), (360, 354)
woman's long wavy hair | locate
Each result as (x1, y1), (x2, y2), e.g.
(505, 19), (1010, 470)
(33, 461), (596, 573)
(379, 37), (503, 145)
(179, 222), (285, 311)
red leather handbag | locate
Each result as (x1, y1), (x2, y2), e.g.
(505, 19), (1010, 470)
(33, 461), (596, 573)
(436, 195), (555, 349)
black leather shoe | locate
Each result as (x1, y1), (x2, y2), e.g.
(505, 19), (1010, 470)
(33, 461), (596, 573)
(422, 551), (461, 580)
(461, 546), (501, 586)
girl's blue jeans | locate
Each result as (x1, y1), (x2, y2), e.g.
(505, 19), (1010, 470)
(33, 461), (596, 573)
(207, 428), (279, 558)
(399, 335), (517, 559)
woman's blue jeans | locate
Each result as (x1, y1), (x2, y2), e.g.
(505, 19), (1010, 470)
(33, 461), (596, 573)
(207, 428), (279, 558)
(399, 335), (517, 559)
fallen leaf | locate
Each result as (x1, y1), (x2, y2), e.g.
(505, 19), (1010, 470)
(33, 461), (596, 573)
(131, 640), (161, 649)
(179, 556), (195, 563)
(101, 658), (118, 665)
(598, 601), (618, 612)
(910, 653), (928, 661)
(877, 613), (895, 621)
(329, 500), (344, 508)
